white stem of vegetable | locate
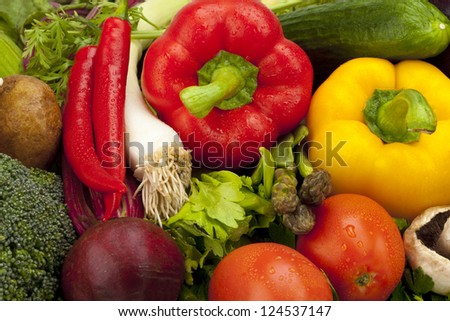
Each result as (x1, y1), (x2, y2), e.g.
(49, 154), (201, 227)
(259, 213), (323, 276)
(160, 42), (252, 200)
(125, 0), (191, 226)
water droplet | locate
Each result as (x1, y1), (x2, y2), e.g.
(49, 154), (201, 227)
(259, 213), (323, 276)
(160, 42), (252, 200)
(357, 241), (363, 248)
(268, 267), (275, 274)
(275, 256), (282, 260)
(345, 225), (356, 238)
(249, 268), (258, 274)
(341, 243), (347, 251)
(259, 275), (265, 280)
(278, 275), (285, 281)
(288, 268), (296, 273)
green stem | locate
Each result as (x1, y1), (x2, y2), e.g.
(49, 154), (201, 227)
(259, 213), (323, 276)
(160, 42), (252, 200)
(363, 89), (437, 143)
(296, 150), (313, 178)
(114, 0), (128, 20)
(271, 124), (309, 169)
(55, 3), (94, 12)
(238, 187), (275, 217)
(131, 30), (166, 40)
(179, 50), (259, 118)
(262, 0), (330, 14)
(355, 272), (372, 287)
(250, 147), (276, 198)
(180, 66), (246, 118)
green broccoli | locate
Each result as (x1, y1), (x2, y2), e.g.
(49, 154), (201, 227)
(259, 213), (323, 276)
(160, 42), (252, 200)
(0, 153), (77, 300)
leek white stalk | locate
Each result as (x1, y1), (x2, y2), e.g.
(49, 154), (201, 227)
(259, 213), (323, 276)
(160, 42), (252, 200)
(125, 0), (191, 225)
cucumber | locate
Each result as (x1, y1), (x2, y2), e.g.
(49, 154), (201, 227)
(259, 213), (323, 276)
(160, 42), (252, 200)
(428, 0), (450, 77)
(278, 0), (450, 80)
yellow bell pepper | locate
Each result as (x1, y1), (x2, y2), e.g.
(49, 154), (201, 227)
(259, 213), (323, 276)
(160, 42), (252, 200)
(307, 57), (450, 221)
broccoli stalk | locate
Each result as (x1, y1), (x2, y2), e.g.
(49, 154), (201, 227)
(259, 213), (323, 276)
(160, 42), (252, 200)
(0, 153), (77, 300)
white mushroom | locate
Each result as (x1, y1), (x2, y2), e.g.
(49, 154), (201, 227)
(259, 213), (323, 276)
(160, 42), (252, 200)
(403, 206), (450, 296)
(435, 218), (450, 259)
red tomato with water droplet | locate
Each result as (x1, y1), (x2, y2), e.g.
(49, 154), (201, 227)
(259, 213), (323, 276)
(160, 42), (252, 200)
(296, 193), (405, 301)
(208, 242), (333, 301)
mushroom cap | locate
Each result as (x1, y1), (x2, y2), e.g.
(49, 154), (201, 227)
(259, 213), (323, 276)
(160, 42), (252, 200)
(403, 206), (450, 296)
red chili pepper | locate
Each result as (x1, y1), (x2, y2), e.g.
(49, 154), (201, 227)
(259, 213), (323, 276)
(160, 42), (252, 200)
(141, 0), (313, 170)
(63, 45), (126, 194)
(92, 0), (131, 221)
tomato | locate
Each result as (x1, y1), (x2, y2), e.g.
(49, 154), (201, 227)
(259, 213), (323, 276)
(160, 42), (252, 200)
(296, 193), (405, 301)
(208, 242), (333, 301)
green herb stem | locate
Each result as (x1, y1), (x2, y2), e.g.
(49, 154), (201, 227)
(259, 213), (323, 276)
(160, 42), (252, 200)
(131, 29), (166, 40)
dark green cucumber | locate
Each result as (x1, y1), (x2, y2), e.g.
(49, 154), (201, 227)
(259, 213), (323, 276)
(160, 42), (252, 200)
(278, 0), (450, 79)
(427, 0), (450, 77)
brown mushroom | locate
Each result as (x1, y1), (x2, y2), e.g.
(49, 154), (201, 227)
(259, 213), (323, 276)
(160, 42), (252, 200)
(403, 206), (450, 296)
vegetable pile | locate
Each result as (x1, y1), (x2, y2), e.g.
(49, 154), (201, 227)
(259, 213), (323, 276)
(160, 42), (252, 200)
(1, 0), (450, 302)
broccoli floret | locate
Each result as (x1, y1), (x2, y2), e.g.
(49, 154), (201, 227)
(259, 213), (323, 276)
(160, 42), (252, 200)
(0, 153), (77, 300)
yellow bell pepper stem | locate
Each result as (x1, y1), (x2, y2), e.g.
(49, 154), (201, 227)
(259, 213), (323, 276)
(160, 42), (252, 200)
(363, 89), (437, 143)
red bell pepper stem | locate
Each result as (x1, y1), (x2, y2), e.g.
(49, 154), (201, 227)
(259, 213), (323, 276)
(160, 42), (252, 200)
(179, 51), (258, 118)
(92, 0), (131, 221)
(62, 45), (127, 194)
(180, 65), (246, 118)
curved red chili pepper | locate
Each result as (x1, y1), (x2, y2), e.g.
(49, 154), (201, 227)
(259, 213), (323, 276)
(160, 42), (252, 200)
(92, 1), (131, 221)
(62, 45), (126, 194)
(141, 0), (313, 170)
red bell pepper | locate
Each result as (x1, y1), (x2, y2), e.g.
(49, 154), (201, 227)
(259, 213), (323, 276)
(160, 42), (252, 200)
(141, 0), (313, 169)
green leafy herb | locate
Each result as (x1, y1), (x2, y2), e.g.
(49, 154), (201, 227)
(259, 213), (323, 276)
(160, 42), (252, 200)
(404, 267), (435, 297)
(389, 266), (450, 301)
(190, 173), (247, 229)
(0, 0), (51, 41)
(23, 10), (100, 104)
(164, 170), (282, 300)
(22, 2), (146, 106)
(393, 217), (409, 234)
